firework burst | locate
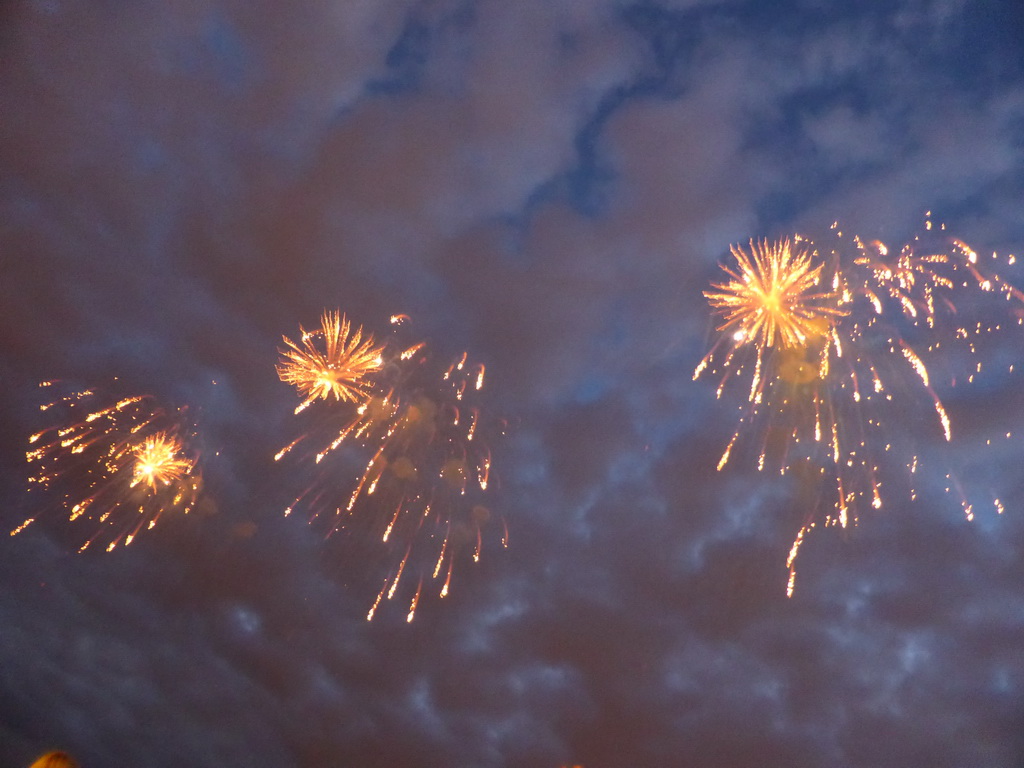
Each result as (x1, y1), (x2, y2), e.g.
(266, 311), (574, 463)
(695, 217), (1024, 594)
(276, 313), (503, 622)
(13, 381), (203, 552)
(277, 310), (385, 413)
(703, 238), (849, 352)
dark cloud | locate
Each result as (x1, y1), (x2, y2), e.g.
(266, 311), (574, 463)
(2, 0), (1024, 766)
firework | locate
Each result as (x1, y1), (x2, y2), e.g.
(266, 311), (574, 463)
(276, 313), (503, 622)
(13, 381), (203, 552)
(695, 217), (1024, 593)
(703, 238), (849, 353)
(277, 310), (385, 413)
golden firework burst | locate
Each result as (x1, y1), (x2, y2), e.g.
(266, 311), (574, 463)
(277, 311), (385, 413)
(276, 314), (502, 623)
(704, 238), (848, 351)
(696, 220), (1024, 596)
(131, 433), (194, 491)
(13, 383), (203, 552)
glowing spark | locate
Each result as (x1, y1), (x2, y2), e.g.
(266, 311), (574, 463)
(367, 581), (387, 622)
(900, 344), (930, 387)
(717, 430), (739, 471)
(433, 535), (449, 578)
(407, 580), (422, 623)
(786, 525), (810, 598)
(440, 560), (453, 598)
(9, 518), (34, 536)
(388, 548), (410, 600)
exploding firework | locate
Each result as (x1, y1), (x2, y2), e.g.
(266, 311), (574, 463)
(277, 310), (385, 413)
(276, 313), (504, 622)
(703, 238), (849, 353)
(12, 381), (203, 552)
(695, 217), (1024, 593)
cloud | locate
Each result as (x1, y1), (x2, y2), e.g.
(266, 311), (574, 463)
(2, 1), (1024, 766)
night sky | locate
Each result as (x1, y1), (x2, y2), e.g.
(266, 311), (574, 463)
(3, 1), (1024, 766)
